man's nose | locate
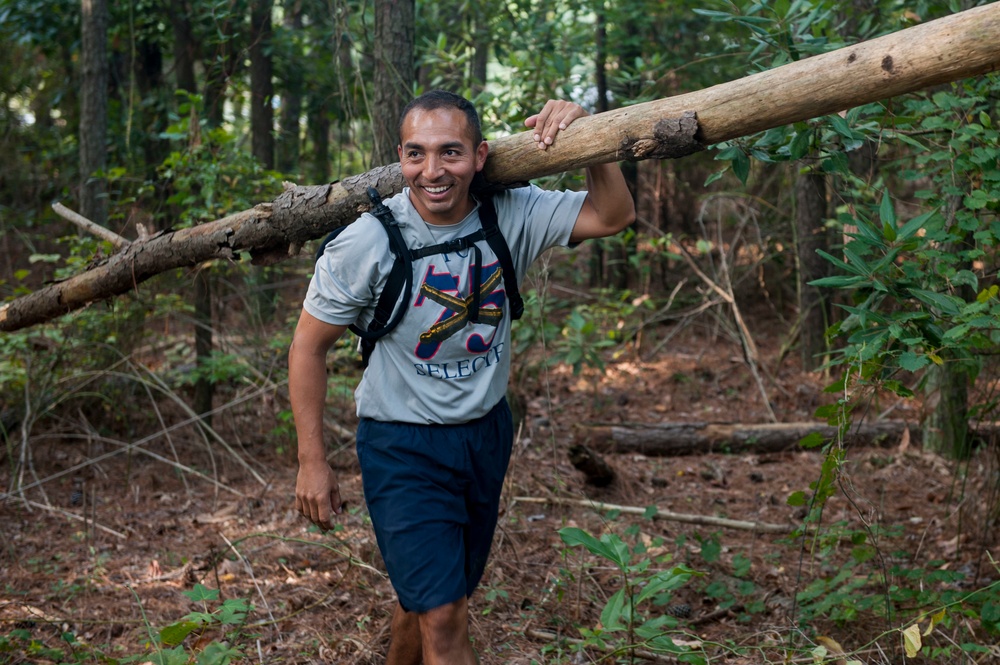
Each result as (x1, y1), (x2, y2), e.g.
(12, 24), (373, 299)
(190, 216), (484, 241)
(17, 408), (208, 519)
(423, 155), (444, 180)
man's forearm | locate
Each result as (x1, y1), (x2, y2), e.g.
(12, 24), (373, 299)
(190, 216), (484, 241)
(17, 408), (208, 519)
(289, 343), (332, 465)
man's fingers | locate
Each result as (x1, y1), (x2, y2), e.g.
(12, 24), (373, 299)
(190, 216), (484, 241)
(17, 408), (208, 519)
(528, 100), (587, 150)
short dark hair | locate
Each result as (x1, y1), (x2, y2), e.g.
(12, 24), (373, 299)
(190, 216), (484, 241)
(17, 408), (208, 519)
(398, 90), (483, 146)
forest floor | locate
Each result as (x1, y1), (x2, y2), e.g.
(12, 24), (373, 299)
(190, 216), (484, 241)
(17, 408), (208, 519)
(2, 313), (1000, 664)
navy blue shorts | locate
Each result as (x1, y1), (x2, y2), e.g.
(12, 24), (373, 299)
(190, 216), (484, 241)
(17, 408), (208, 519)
(356, 399), (513, 613)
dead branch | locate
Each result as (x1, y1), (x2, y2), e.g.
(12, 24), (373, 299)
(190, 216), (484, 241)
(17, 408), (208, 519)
(512, 495), (794, 533)
(52, 202), (131, 250)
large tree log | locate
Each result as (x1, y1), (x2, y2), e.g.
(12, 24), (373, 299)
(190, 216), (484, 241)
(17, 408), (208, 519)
(579, 421), (1000, 456)
(3, 4), (999, 332)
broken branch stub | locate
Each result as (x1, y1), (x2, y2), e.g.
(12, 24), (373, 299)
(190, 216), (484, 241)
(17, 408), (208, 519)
(618, 111), (704, 162)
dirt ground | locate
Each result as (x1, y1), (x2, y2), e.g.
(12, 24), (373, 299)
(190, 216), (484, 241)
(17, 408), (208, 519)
(2, 319), (999, 664)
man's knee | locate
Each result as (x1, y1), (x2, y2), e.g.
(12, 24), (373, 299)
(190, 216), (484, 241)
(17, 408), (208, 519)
(418, 597), (469, 649)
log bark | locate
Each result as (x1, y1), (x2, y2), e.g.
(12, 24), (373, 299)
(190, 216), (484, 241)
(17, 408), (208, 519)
(3, 4), (1000, 332)
(579, 421), (1000, 456)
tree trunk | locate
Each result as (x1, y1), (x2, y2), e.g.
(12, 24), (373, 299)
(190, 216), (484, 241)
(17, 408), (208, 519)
(79, 0), (108, 227)
(372, 0), (414, 166)
(202, 9), (239, 129)
(250, 0), (274, 170)
(277, 0), (304, 175)
(169, 0), (198, 95)
(589, 3), (609, 288)
(307, 96), (331, 184)
(4, 4), (1000, 332)
(469, 6), (489, 97)
(193, 268), (213, 427)
(923, 358), (971, 459)
(795, 167), (830, 370)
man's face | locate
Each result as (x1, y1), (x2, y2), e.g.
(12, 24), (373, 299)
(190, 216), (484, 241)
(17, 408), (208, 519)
(398, 107), (488, 226)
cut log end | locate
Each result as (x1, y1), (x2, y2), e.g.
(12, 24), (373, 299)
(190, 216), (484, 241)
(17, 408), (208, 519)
(568, 443), (616, 487)
(619, 111), (704, 161)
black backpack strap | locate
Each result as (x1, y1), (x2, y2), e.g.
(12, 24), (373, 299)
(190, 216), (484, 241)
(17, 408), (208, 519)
(348, 188), (414, 365)
(478, 195), (524, 320)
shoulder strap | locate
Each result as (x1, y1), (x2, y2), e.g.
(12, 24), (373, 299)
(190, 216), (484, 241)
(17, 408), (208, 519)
(479, 195), (524, 320)
(348, 188), (414, 365)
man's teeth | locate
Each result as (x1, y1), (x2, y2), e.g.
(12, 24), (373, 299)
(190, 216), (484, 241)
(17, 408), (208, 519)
(425, 185), (450, 193)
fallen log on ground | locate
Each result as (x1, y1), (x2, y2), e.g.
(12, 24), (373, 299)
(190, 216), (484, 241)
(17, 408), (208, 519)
(578, 421), (1000, 456)
(2, 4), (999, 332)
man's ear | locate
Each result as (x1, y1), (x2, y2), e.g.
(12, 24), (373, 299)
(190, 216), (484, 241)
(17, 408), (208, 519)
(397, 144), (403, 161)
(475, 141), (489, 171)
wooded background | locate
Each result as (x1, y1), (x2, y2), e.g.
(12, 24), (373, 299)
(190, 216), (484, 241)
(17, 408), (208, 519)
(1, 1), (1000, 662)
(2, 0), (997, 458)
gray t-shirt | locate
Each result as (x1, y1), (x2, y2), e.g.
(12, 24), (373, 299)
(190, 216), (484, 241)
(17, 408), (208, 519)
(304, 185), (586, 424)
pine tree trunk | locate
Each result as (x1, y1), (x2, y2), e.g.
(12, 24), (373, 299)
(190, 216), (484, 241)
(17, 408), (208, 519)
(372, 0), (414, 167)
(795, 168), (830, 370)
(278, 1), (305, 175)
(79, 0), (108, 226)
(169, 0), (197, 95)
(250, 0), (274, 170)
(923, 358), (970, 459)
(193, 269), (213, 428)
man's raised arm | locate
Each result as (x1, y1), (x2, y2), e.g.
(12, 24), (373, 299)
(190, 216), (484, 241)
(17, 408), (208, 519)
(524, 100), (636, 243)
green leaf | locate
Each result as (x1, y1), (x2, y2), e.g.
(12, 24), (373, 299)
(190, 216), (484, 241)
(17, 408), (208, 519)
(842, 246), (872, 276)
(882, 222), (897, 242)
(879, 192), (897, 226)
(827, 114), (856, 140)
(882, 380), (914, 398)
(600, 588), (628, 631)
(909, 288), (962, 316)
(956, 273), (983, 299)
(799, 432), (827, 449)
(732, 149), (750, 184)
(704, 169), (726, 186)
(897, 210), (937, 241)
(691, 8), (734, 19)
(194, 641), (242, 665)
(977, 285), (999, 303)
(159, 621), (199, 647)
(790, 129), (812, 160)
(635, 566), (696, 605)
(944, 324), (972, 340)
(816, 249), (866, 276)
(559, 528), (629, 568)
(808, 275), (868, 289)
(28, 253), (61, 264)
(899, 352), (930, 372)
(964, 189), (991, 210)
(183, 583), (220, 603)
(787, 491), (807, 507)
(699, 537), (721, 563)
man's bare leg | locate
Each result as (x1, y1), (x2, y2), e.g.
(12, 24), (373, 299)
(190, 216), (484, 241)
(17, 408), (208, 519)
(418, 597), (475, 665)
(386, 603), (422, 665)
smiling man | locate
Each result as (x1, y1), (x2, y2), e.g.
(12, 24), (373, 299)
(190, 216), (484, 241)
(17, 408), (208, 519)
(289, 90), (635, 665)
